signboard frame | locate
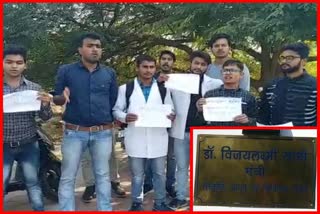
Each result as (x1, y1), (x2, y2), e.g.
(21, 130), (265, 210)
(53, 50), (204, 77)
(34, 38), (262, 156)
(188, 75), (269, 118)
(194, 134), (316, 209)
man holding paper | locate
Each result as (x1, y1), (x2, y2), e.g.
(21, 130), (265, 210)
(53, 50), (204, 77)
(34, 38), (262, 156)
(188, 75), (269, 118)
(161, 51), (222, 209)
(144, 50), (177, 198)
(113, 55), (175, 211)
(196, 59), (257, 126)
(143, 50), (177, 198)
(3, 45), (52, 211)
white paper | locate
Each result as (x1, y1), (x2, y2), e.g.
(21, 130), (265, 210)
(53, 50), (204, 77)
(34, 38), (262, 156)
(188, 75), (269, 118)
(256, 122), (294, 127)
(134, 104), (172, 127)
(4, 90), (40, 113)
(280, 129), (317, 138)
(164, 73), (200, 94)
(203, 97), (242, 122)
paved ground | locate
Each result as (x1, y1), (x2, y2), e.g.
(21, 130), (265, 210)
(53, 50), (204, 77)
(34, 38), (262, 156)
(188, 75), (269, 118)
(4, 142), (190, 211)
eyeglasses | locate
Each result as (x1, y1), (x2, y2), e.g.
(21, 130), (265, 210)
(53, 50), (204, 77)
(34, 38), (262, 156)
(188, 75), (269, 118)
(221, 68), (241, 74)
(278, 55), (301, 63)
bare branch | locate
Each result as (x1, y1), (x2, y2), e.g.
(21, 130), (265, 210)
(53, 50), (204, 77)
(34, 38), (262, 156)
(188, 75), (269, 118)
(108, 4), (120, 28)
(238, 47), (263, 61)
(308, 56), (316, 62)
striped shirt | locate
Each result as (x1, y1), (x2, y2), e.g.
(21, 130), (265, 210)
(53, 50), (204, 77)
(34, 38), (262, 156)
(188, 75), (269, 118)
(4, 76), (53, 143)
(204, 86), (257, 126)
(258, 71), (317, 126)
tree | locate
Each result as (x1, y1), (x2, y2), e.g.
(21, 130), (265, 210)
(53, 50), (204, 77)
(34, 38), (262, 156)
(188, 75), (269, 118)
(4, 3), (316, 90)
(155, 3), (317, 88)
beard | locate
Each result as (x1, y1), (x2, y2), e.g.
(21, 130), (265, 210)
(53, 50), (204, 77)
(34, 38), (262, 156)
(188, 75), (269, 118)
(191, 69), (202, 75)
(190, 69), (206, 78)
(160, 64), (171, 73)
(280, 61), (301, 74)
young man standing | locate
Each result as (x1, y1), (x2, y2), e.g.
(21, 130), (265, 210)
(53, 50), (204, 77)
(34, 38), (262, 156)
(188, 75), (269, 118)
(113, 55), (175, 211)
(258, 43), (316, 126)
(196, 59), (257, 126)
(3, 45), (52, 211)
(206, 33), (250, 91)
(165, 51), (223, 209)
(144, 50), (177, 198)
(53, 33), (118, 211)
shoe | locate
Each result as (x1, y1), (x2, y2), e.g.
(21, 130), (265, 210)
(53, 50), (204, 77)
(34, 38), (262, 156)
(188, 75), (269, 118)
(153, 202), (174, 211)
(129, 202), (144, 211)
(143, 184), (153, 194)
(166, 186), (177, 198)
(82, 185), (96, 203)
(168, 198), (188, 209)
(111, 181), (126, 198)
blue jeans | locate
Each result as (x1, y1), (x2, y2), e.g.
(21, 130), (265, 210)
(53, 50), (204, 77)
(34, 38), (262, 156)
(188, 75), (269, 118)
(58, 129), (112, 211)
(144, 137), (176, 189)
(129, 156), (166, 205)
(166, 137), (176, 189)
(174, 132), (190, 200)
(3, 141), (44, 211)
(81, 138), (120, 186)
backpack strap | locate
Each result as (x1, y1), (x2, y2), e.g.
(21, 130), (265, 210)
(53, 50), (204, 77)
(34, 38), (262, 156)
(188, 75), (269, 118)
(126, 79), (168, 111)
(125, 80), (135, 110)
(122, 80), (168, 129)
(120, 81), (135, 129)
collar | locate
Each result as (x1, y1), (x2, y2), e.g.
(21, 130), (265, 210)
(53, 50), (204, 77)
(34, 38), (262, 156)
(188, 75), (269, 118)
(4, 75), (28, 86)
(77, 60), (100, 71)
(285, 69), (308, 81)
(220, 85), (241, 92)
(137, 78), (156, 87)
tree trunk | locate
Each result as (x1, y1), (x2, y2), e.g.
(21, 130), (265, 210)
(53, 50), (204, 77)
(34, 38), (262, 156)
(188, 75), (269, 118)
(250, 45), (282, 89)
(254, 44), (272, 88)
(271, 50), (283, 79)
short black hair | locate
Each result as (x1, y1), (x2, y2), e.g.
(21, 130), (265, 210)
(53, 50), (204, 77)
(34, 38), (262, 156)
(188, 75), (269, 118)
(159, 50), (176, 62)
(4, 45), (27, 62)
(280, 43), (310, 59)
(78, 32), (102, 47)
(208, 33), (232, 48)
(190, 51), (212, 65)
(136, 54), (156, 67)
(222, 59), (244, 71)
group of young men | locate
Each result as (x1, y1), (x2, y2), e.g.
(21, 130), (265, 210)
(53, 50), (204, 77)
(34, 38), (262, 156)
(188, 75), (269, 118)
(3, 32), (317, 211)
